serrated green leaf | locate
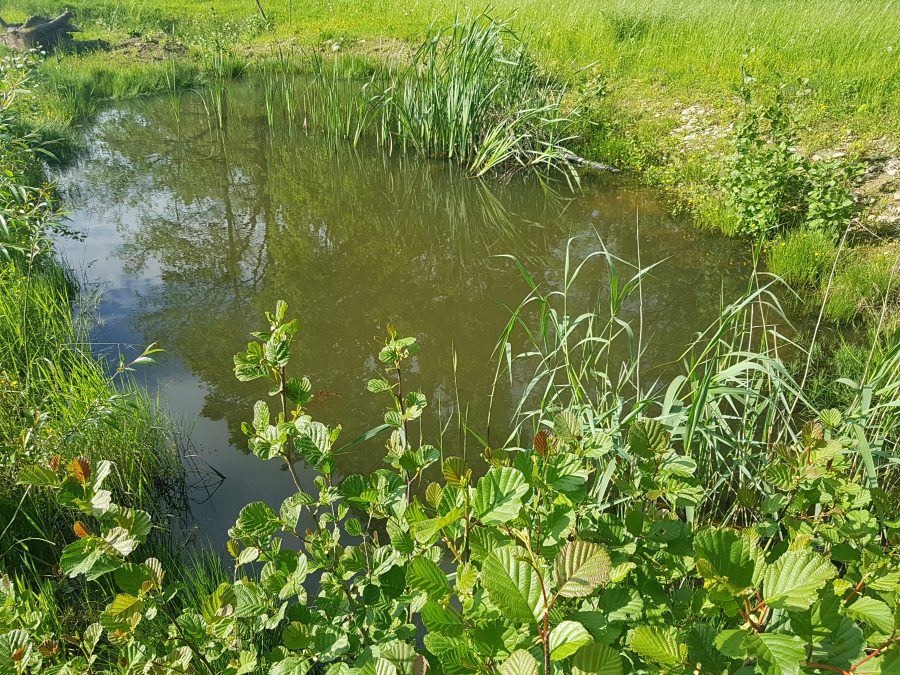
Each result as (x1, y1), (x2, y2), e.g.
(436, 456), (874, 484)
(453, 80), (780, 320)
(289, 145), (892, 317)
(814, 616), (865, 670)
(694, 527), (758, 590)
(482, 545), (544, 623)
(549, 620), (592, 660)
(763, 550), (836, 611)
(406, 557), (450, 600)
(500, 649), (539, 675)
(555, 540), (611, 598)
(18, 465), (60, 487)
(629, 625), (685, 666)
(743, 633), (805, 675)
(236, 501), (280, 540)
(473, 467), (529, 525)
(844, 596), (895, 634)
(572, 643), (622, 675)
(554, 410), (581, 444)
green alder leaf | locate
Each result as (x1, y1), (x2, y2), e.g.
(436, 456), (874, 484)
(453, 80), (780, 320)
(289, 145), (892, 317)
(406, 557), (450, 600)
(296, 421), (333, 467)
(628, 418), (668, 457)
(265, 336), (291, 368)
(114, 508), (152, 542)
(549, 621), (592, 660)
(693, 527), (757, 590)
(554, 410), (581, 444)
(236, 501), (280, 540)
(422, 601), (463, 635)
(252, 400), (270, 433)
(482, 545), (544, 623)
(814, 616), (865, 670)
(270, 656), (311, 675)
(742, 633), (805, 675)
(113, 563), (154, 595)
(103, 526), (138, 557)
(763, 550), (836, 611)
(59, 538), (121, 580)
(555, 540), (611, 598)
(108, 592), (143, 617)
(366, 378), (391, 393)
(715, 629), (750, 659)
(629, 625), (685, 667)
(473, 466), (529, 525)
(572, 643), (623, 675)
(499, 649), (540, 675)
(844, 596), (895, 634)
(284, 377), (313, 406)
(17, 465), (60, 487)
(685, 623), (730, 674)
(379, 640), (417, 675)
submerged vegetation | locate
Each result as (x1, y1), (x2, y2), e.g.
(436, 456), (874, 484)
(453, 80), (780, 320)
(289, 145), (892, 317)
(0, 1), (898, 673)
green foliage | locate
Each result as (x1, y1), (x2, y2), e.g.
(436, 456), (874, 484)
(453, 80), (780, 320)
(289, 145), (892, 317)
(5, 301), (899, 674)
(0, 54), (183, 577)
(370, 13), (579, 179)
(824, 244), (900, 324)
(767, 230), (837, 289)
(721, 80), (863, 238)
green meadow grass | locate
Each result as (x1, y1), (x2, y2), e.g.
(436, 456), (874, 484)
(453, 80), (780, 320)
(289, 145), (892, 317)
(2, 0), (897, 140)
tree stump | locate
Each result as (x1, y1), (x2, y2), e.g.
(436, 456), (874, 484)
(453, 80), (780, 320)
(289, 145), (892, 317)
(0, 10), (79, 51)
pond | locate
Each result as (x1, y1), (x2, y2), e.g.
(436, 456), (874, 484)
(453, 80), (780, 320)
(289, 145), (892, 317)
(56, 84), (751, 547)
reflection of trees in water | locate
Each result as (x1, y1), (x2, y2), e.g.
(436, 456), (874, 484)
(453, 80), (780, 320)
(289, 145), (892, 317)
(64, 85), (751, 473)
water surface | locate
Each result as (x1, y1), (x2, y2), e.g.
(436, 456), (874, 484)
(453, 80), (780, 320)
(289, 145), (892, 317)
(56, 87), (750, 545)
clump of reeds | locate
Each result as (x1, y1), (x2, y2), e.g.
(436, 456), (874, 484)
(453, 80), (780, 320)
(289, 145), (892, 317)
(370, 12), (578, 178)
(491, 234), (900, 523)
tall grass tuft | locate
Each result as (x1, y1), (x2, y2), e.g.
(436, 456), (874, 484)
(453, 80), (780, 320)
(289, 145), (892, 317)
(371, 13), (578, 178)
(492, 234), (900, 523)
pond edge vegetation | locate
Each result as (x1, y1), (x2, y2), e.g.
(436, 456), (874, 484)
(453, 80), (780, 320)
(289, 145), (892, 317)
(0, 5), (899, 674)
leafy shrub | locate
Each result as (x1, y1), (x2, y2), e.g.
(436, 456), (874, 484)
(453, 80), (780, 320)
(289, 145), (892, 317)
(722, 80), (861, 239)
(721, 84), (807, 236)
(5, 301), (899, 674)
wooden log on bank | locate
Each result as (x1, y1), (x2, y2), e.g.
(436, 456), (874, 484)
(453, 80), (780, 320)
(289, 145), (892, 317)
(0, 10), (79, 51)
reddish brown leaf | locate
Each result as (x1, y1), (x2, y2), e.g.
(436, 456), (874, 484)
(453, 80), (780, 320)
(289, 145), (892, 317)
(67, 457), (90, 484)
(534, 429), (551, 457)
(73, 521), (91, 538)
(38, 640), (59, 658)
(49, 455), (60, 471)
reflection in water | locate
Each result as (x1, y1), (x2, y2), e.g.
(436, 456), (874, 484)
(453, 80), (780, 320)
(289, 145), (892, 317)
(56, 83), (750, 545)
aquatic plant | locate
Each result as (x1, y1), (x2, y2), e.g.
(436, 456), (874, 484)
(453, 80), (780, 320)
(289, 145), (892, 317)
(370, 13), (578, 178)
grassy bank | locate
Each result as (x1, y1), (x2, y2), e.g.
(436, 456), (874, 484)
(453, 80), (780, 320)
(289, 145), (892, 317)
(0, 55), (186, 577)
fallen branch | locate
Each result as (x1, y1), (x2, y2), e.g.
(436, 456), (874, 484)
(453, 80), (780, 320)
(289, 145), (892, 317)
(560, 150), (621, 173)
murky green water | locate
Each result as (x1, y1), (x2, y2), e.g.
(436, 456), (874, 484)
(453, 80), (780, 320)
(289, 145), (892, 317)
(57, 85), (750, 545)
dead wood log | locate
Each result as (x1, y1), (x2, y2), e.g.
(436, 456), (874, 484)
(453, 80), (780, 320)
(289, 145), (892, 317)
(0, 10), (79, 51)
